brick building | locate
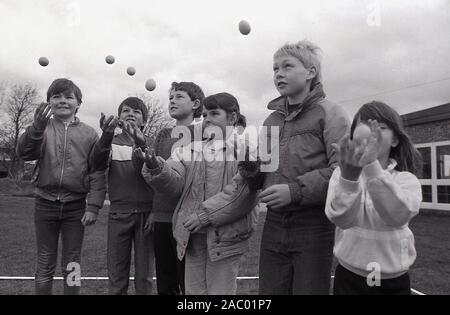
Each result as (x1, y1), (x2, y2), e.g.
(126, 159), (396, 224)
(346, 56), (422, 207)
(402, 103), (450, 211)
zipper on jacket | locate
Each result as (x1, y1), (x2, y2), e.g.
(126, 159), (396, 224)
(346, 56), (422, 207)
(57, 123), (69, 201)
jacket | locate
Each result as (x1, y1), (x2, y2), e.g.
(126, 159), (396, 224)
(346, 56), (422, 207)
(142, 139), (258, 262)
(92, 130), (154, 213)
(152, 127), (185, 222)
(262, 83), (350, 216)
(325, 159), (421, 278)
(16, 118), (106, 213)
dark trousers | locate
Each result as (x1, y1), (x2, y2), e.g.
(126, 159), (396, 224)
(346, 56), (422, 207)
(333, 264), (411, 295)
(107, 211), (153, 295)
(154, 222), (185, 295)
(259, 211), (335, 295)
(34, 197), (85, 295)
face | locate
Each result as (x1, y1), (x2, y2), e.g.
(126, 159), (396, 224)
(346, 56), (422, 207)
(202, 108), (236, 140)
(359, 121), (399, 161)
(169, 89), (198, 121)
(119, 105), (144, 128)
(273, 54), (315, 100)
(49, 91), (79, 121)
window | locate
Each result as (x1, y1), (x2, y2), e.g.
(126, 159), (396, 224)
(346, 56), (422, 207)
(417, 147), (431, 179)
(421, 185), (432, 203)
(436, 145), (450, 179)
(437, 186), (450, 204)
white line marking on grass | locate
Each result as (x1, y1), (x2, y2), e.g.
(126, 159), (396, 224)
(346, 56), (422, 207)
(0, 276), (257, 280)
(0, 276), (426, 294)
(411, 288), (425, 295)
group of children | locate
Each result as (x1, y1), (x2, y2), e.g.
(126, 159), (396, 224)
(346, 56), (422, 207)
(16, 39), (422, 295)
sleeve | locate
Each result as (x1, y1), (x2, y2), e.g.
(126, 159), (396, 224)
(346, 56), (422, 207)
(197, 172), (258, 227)
(90, 131), (114, 171)
(85, 133), (107, 214)
(16, 124), (46, 161)
(288, 102), (351, 207)
(325, 167), (363, 229)
(364, 160), (421, 227)
(141, 147), (187, 200)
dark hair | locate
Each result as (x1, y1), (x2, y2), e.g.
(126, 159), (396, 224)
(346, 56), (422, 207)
(118, 97), (148, 122)
(170, 82), (205, 118)
(46, 78), (82, 104)
(202, 92), (246, 128)
(351, 101), (422, 174)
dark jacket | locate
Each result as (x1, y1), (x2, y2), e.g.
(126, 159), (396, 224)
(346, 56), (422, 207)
(262, 83), (350, 215)
(92, 130), (154, 213)
(16, 118), (106, 214)
(151, 127), (181, 222)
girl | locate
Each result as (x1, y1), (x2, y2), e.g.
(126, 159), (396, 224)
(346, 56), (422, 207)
(138, 92), (258, 295)
(325, 101), (422, 295)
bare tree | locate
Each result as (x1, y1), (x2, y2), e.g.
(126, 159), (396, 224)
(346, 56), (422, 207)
(135, 93), (174, 146)
(0, 83), (39, 180)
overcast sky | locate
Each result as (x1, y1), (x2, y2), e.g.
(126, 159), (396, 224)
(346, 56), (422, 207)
(1, 0), (449, 131)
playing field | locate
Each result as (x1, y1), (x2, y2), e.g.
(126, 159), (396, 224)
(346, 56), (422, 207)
(0, 195), (449, 295)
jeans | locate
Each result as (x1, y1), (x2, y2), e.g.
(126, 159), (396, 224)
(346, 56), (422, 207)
(259, 210), (335, 295)
(185, 233), (242, 295)
(34, 196), (85, 295)
(107, 211), (154, 295)
(154, 222), (185, 295)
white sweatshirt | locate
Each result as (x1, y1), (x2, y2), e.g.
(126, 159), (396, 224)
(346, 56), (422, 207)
(325, 159), (422, 279)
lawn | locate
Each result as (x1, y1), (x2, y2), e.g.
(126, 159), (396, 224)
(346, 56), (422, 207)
(0, 195), (449, 295)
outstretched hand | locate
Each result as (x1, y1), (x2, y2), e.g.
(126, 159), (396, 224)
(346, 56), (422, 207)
(121, 121), (146, 148)
(134, 147), (162, 170)
(331, 119), (383, 181)
(33, 102), (52, 131)
(100, 113), (120, 133)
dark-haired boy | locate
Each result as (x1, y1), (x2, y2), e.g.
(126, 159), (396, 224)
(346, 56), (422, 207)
(92, 96), (154, 295)
(17, 78), (106, 295)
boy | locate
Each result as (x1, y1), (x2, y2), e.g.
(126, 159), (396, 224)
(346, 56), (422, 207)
(150, 81), (204, 295)
(242, 40), (350, 294)
(92, 97), (154, 295)
(16, 78), (106, 295)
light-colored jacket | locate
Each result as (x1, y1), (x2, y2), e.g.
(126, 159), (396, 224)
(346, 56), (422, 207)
(16, 118), (106, 213)
(325, 159), (421, 279)
(142, 140), (258, 262)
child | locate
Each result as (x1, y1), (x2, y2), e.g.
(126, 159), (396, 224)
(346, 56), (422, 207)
(150, 81), (204, 295)
(139, 92), (258, 295)
(16, 78), (106, 295)
(92, 97), (154, 295)
(240, 39), (351, 294)
(325, 101), (422, 295)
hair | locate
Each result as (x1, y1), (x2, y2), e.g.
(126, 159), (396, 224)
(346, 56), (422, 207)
(46, 78), (82, 104)
(274, 39), (323, 89)
(170, 81), (205, 118)
(350, 101), (422, 174)
(202, 92), (246, 128)
(118, 97), (148, 122)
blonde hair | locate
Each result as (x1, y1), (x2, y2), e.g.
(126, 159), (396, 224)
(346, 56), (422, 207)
(274, 39), (323, 88)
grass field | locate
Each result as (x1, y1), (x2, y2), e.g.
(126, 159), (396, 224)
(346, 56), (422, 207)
(0, 195), (449, 295)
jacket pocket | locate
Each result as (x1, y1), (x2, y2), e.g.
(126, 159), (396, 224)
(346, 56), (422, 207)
(285, 131), (327, 178)
(215, 215), (252, 242)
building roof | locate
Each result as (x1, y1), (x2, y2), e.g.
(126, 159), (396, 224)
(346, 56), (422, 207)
(402, 103), (450, 127)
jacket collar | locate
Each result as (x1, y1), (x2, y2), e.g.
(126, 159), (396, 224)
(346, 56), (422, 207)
(267, 83), (326, 121)
(52, 116), (80, 126)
